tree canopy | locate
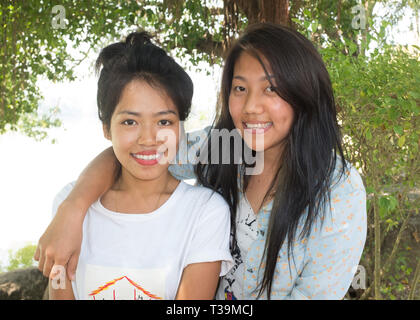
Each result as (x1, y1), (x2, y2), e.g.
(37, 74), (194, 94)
(1, 0), (418, 139)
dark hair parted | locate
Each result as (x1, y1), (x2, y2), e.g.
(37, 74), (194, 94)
(195, 23), (346, 299)
(95, 31), (193, 129)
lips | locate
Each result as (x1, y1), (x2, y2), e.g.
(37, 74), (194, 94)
(242, 121), (273, 133)
(131, 150), (163, 166)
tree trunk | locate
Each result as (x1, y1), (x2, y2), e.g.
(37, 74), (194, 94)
(235, 0), (290, 26)
(189, 0), (293, 59)
(360, 0), (376, 56)
(373, 195), (383, 300)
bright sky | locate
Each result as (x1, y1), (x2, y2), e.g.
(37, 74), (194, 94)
(0, 5), (418, 268)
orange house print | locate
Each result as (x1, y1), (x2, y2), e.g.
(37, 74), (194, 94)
(88, 275), (163, 300)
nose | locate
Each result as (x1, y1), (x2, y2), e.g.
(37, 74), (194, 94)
(243, 90), (264, 115)
(137, 123), (157, 146)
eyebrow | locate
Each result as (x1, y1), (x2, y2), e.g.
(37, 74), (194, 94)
(116, 110), (178, 117)
(233, 74), (277, 82)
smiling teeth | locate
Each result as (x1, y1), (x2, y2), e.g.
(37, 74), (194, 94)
(132, 154), (160, 160)
(245, 122), (272, 129)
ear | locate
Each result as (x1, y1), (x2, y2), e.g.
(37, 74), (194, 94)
(103, 123), (111, 140)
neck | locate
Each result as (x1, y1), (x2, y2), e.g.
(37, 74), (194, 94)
(115, 168), (173, 197)
(255, 143), (284, 178)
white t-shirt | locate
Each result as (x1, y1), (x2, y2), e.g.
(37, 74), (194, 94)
(52, 180), (234, 300)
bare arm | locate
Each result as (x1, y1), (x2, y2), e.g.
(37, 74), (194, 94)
(175, 262), (221, 300)
(64, 146), (119, 211)
(35, 147), (118, 280)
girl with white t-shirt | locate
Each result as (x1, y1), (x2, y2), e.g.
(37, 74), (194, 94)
(48, 31), (233, 300)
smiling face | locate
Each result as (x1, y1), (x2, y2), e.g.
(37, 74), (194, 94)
(228, 52), (294, 155)
(104, 79), (180, 182)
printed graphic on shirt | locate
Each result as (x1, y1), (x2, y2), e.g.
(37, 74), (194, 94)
(82, 264), (167, 300)
(224, 286), (238, 300)
(222, 239), (242, 300)
(221, 196), (259, 300)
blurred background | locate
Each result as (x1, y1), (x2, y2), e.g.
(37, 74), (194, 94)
(0, 0), (419, 300)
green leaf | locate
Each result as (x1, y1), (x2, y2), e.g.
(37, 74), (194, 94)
(408, 91), (420, 99)
(398, 136), (406, 147)
(393, 125), (403, 135)
(311, 22), (318, 33)
(378, 195), (398, 218)
(366, 186), (375, 194)
(6, 244), (37, 271)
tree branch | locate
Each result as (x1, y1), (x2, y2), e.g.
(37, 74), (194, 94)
(408, 258), (420, 300)
(194, 37), (224, 59)
(360, 208), (414, 300)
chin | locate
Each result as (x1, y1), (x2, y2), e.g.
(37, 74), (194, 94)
(123, 164), (168, 181)
(242, 137), (268, 153)
(140, 166), (168, 177)
(137, 175), (162, 181)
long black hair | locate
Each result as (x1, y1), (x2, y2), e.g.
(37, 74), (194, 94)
(195, 23), (346, 299)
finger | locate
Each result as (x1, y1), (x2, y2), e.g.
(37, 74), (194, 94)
(54, 257), (69, 280)
(67, 252), (80, 281)
(50, 264), (61, 279)
(34, 245), (40, 261)
(50, 263), (66, 281)
(43, 256), (54, 278)
(38, 248), (46, 274)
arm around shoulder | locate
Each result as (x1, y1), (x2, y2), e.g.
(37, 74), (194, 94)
(35, 147), (118, 279)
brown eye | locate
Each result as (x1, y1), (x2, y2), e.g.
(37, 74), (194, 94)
(233, 86), (246, 93)
(122, 119), (137, 126)
(158, 119), (172, 126)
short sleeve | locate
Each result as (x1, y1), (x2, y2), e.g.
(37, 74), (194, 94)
(51, 181), (76, 218)
(184, 195), (234, 276)
(168, 126), (211, 180)
(287, 164), (367, 300)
